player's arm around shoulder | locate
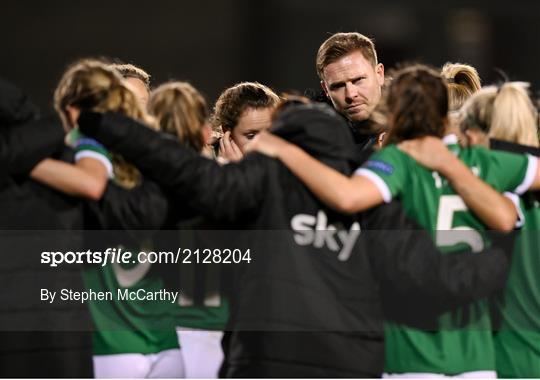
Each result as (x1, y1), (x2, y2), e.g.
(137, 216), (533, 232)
(400, 136), (517, 231)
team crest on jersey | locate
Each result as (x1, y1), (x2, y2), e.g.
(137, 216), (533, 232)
(365, 159), (394, 174)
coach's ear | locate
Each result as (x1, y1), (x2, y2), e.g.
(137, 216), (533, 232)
(375, 63), (385, 86)
(320, 80), (329, 98)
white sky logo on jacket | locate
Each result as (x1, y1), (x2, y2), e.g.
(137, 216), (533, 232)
(291, 210), (360, 262)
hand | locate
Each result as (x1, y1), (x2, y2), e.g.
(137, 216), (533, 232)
(218, 131), (243, 162)
(244, 131), (290, 158)
(398, 136), (457, 174)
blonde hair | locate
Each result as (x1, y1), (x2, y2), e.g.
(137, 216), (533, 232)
(461, 82), (539, 147)
(441, 62), (481, 112)
(54, 59), (157, 188)
(148, 81), (208, 152)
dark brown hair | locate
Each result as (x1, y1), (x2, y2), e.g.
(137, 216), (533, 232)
(212, 82), (280, 131)
(384, 64), (448, 145)
(316, 32), (378, 80)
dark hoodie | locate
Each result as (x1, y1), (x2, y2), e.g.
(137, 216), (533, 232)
(0, 78), (65, 175)
(78, 104), (510, 377)
(0, 78), (172, 377)
(0, 78), (93, 377)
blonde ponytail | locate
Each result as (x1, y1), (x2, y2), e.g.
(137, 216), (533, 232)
(441, 62), (482, 111)
(54, 59), (158, 188)
(490, 82), (539, 147)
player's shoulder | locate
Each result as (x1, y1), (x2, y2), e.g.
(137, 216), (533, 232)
(458, 144), (499, 164)
(465, 143), (524, 157)
(366, 144), (414, 166)
(464, 144), (527, 165)
(364, 144), (412, 172)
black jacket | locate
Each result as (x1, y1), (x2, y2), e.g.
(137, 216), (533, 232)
(0, 78), (169, 377)
(490, 138), (540, 156)
(79, 105), (510, 377)
(0, 77), (94, 378)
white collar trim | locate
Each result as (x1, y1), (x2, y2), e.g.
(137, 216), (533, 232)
(443, 134), (458, 145)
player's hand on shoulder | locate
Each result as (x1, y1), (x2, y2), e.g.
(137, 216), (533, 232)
(398, 136), (455, 173)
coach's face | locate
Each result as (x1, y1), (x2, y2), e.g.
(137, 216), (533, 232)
(321, 51), (384, 122)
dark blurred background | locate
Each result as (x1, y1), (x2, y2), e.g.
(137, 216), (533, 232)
(2, 0), (539, 112)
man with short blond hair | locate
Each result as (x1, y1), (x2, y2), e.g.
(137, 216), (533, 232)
(316, 32), (386, 148)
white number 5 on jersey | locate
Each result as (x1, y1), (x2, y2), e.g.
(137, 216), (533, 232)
(436, 195), (484, 252)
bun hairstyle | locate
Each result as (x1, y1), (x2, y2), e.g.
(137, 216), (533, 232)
(384, 64), (448, 145)
(461, 82), (539, 147)
(148, 81), (208, 152)
(54, 59), (157, 188)
(441, 62), (482, 112)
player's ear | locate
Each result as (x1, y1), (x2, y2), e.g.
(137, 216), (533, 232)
(202, 122), (213, 145)
(377, 132), (387, 148)
(464, 128), (489, 147)
(65, 105), (81, 129)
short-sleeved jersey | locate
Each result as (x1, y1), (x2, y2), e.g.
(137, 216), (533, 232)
(357, 135), (537, 374)
(494, 195), (540, 378)
(84, 247), (180, 355)
(66, 129), (114, 178)
(68, 134), (179, 355)
(73, 134), (227, 353)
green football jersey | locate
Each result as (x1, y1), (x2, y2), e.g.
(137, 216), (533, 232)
(494, 196), (540, 378)
(167, 230), (229, 331)
(358, 135), (536, 374)
(71, 134), (179, 355)
(84, 252), (180, 355)
(171, 263), (229, 331)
